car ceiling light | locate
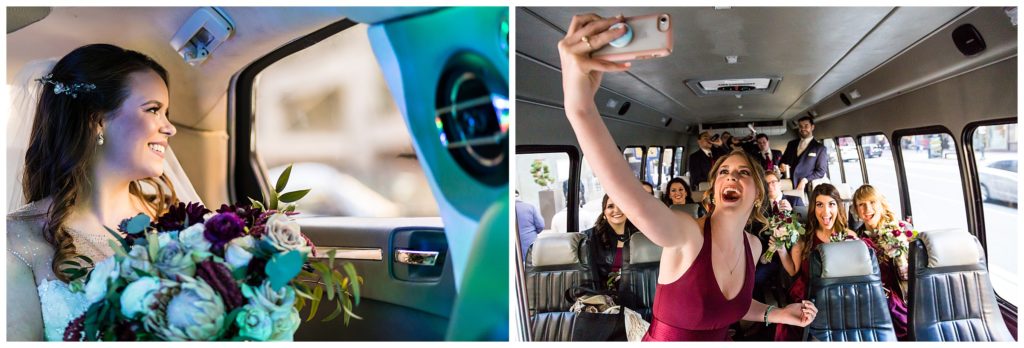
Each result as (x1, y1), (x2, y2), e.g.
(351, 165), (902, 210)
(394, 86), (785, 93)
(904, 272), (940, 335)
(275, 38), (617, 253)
(849, 89), (861, 99)
(726, 55), (739, 64)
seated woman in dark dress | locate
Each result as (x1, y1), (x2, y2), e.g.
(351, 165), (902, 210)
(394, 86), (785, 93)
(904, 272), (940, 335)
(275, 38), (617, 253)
(852, 185), (911, 341)
(582, 194), (639, 292)
(774, 184), (858, 341)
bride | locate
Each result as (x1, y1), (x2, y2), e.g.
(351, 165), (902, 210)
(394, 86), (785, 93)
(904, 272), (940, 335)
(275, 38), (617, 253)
(6, 44), (196, 341)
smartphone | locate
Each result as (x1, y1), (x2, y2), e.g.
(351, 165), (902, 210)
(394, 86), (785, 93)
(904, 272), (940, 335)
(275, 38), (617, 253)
(591, 13), (673, 62)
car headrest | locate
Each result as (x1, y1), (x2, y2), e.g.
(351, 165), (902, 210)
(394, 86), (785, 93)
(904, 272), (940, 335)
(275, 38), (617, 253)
(628, 233), (661, 264)
(670, 203), (700, 218)
(698, 181), (711, 192)
(530, 232), (585, 267)
(920, 229), (982, 268)
(819, 241), (874, 278)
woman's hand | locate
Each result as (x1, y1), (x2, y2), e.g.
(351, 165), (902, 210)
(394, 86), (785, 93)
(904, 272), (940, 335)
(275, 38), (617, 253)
(557, 14), (630, 110)
(774, 300), (818, 327)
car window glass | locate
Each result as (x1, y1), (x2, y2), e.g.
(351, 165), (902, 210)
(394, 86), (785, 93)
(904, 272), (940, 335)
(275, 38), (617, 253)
(623, 146), (643, 179)
(645, 146), (662, 187)
(255, 24), (438, 217)
(838, 136), (863, 187)
(823, 138), (842, 182)
(899, 133), (967, 232)
(516, 152), (570, 234)
(860, 134), (902, 218)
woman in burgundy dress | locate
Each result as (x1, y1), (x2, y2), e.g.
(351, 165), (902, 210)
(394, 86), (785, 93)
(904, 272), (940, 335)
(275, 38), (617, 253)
(557, 13), (817, 341)
(774, 184), (858, 341)
(852, 185), (911, 340)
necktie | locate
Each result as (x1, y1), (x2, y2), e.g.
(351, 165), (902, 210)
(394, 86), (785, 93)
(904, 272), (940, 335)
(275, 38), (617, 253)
(764, 153), (773, 171)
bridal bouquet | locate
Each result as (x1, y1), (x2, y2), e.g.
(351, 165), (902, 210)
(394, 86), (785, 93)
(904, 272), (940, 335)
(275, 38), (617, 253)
(866, 220), (918, 281)
(63, 165), (361, 341)
(759, 201), (806, 264)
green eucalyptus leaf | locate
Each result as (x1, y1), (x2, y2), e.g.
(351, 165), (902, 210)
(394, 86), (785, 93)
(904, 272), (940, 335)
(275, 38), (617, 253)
(265, 250), (303, 291)
(276, 164), (293, 194)
(279, 189), (310, 203)
(248, 197), (266, 211)
(79, 255), (94, 266)
(124, 213), (151, 234)
(105, 226), (129, 252)
(323, 300), (343, 322)
(343, 262), (360, 305)
(308, 285), (324, 321)
(62, 260), (82, 267)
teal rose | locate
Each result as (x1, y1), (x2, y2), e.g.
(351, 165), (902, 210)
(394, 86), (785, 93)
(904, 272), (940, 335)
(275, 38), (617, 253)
(235, 305), (273, 341)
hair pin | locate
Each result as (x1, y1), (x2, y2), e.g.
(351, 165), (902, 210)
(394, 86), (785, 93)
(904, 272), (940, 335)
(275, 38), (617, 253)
(37, 74), (96, 98)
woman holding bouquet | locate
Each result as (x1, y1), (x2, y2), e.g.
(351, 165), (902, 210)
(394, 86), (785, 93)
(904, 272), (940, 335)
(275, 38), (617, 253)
(558, 13), (816, 341)
(773, 184), (856, 341)
(852, 185), (911, 340)
(7, 44), (180, 340)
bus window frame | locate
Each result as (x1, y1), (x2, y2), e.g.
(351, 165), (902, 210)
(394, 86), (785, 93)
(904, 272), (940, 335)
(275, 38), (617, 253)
(824, 137), (846, 183)
(517, 145), (581, 232)
(835, 135), (867, 186)
(891, 125), (971, 235)
(623, 145), (647, 180)
(647, 146), (663, 187)
(963, 118), (1018, 314)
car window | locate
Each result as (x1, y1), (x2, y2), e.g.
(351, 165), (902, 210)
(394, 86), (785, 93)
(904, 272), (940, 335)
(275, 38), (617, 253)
(970, 123), (1017, 306)
(645, 146), (662, 187)
(254, 24), (438, 217)
(660, 147), (674, 189)
(673, 146), (685, 177)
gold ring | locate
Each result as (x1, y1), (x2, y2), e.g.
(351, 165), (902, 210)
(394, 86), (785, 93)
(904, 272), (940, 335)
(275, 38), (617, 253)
(581, 35), (592, 49)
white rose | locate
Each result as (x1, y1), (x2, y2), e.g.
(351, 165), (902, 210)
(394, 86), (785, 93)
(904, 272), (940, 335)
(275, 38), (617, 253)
(268, 307), (301, 341)
(242, 280), (296, 319)
(178, 223), (212, 253)
(225, 235), (256, 270)
(120, 245), (155, 282)
(157, 232), (174, 249)
(263, 214), (311, 255)
(121, 277), (163, 318)
(84, 257), (121, 303)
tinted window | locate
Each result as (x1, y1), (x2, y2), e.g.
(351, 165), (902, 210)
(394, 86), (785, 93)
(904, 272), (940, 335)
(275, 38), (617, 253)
(823, 138), (841, 182)
(645, 147), (662, 187)
(838, 136), (863, 187)
(623, 146), (643, 179)
(860, 134), (902, 218)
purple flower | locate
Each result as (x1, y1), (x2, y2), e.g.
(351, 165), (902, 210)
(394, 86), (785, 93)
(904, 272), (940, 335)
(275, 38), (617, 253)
(196, 260), (245, 311)
(204, 212), (246, 254)
(891, 229), (900, 237)
(216, 202), (262, 228)
(904, 230), (913, 238)
(155, 202), (211, 232)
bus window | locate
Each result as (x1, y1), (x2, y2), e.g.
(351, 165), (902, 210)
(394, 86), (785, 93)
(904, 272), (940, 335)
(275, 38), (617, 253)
(580, 155), (609, 232)
(623, 146), (644, 179)
(645, 146), (662, 187)
(661, 147), (675, 190)
(673, 146), (685, 177)
(516, 152), (570, 233)
(838, 136), (863, 187)
(860, 134), (902, 218)
(823, 138), (842, 182)
(899, 133), (968, 232)
(970, 123), (1017, 306)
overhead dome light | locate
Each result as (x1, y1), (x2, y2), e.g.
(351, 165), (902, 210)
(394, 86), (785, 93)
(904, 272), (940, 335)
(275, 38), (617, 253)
(714, 6), (732, 10)
(726, 55), (738, 64)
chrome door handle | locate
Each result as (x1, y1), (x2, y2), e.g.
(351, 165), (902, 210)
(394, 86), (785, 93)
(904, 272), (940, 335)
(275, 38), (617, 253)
(394, 249), (439, 266)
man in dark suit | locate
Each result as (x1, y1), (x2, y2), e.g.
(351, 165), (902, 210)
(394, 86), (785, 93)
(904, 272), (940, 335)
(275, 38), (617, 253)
(688, 131), (726, 191)
(754, 133), (783, 173)
(780, 116), (829, 192)
(765, 172), (805, 209)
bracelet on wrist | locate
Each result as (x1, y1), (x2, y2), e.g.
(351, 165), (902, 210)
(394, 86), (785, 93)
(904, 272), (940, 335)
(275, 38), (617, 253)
(764, 305), (776, 326)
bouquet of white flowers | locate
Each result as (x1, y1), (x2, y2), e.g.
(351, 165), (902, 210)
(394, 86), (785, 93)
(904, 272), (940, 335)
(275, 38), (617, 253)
(62, 165), (361, 341)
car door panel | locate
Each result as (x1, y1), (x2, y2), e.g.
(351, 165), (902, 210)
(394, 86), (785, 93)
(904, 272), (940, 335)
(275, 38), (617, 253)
(293, 217), (454, 341)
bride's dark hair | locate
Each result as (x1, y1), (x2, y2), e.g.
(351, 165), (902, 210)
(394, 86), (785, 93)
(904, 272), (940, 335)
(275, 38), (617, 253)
(23, 44), (178, 281)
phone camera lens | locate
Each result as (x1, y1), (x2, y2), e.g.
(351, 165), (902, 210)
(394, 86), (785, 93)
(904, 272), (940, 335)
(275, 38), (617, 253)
(660, 16), (667, 23)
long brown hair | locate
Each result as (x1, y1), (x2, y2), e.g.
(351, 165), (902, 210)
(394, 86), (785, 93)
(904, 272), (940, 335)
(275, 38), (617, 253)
(701, 150), (769, 229)
(23, 44), (178, 281)
(799, 183), (848, 260)
(592, 194), (637, 250)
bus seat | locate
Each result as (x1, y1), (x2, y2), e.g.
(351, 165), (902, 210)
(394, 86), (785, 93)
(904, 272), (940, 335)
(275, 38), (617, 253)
(698, 181), (711, 192)
(783, 189), (808, 208)
(690, 190), (705, 204)
(834, 183), (853, 201)
(670, 203), (701, 219)
(908, 230), (1014, 341)
(792, 205), (809, 223)
(532, 311), (576, 341)
(806, 240), (896, 341)
(780, 179), (794, 192)
(525, 232), (591, 314)
(810, 178), (831, 193)
(619, 232), (662, 321)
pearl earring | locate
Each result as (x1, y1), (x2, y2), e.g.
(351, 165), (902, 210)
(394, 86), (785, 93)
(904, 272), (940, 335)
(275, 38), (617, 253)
(97, 133), (105, 146)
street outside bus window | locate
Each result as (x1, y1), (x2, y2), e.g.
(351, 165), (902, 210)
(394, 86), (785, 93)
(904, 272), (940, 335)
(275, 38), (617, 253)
(970, 123), (1017, 306)
(860, 134), (902, 218)
(838, 136), (863, 187)
(898, 133), (968, 232)
(660, 147), (675, 191)
(823, 138), (842, 183)
(623, 146), (643, 179)
(645, 147), (662, 188)
(516, 152), (570, 234)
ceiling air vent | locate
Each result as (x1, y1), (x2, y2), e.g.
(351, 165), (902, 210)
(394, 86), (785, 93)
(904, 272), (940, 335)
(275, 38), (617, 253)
(685, 76), (782, 97)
